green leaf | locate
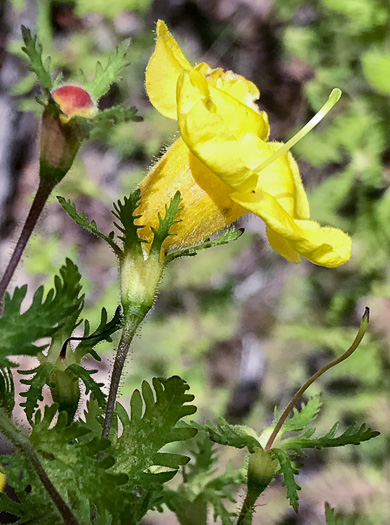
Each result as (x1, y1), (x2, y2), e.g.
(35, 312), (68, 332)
(111, 376), (197, 489)
(283, 422), (380, 455)
(193, 417), (260, 453)
(74, 306), (122, 361)
(362, 50), (390, 95)
(88, 39), (131, 100)
(0, 491), (62, 524)
(325, 502), (368, 525)
(185, 430), (217, 482)
(0, 259), (84, 367)
(19, 363), (56, 422)
(271, 448), (301, 512)
(165, 226), (244, 263)
(67, 364), (106, 407)
(21, 26), (53, 91)
(112, 189), (144, 254)
(150, 191), (182, 259)
(57, 196), (121, 256)
(277, 396), (322, 435)
(0, 367), (15, 415)
(91, 105), (142, 138)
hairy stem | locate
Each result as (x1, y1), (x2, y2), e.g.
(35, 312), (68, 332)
(265, 308), (369, 451)
(0, 408), (80, 525)
(102, 313), (143, 439)
(0, 178), (55, 303)
(237, 493), (256, 525)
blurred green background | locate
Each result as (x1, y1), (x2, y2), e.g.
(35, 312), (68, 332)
(0, 0), (390, 523)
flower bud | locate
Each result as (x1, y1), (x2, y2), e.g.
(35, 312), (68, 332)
(39, 85), (98, 185)
(50, 368), (80, 423)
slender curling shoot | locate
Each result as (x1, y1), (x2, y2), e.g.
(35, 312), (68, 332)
(265, 307), (369, 451)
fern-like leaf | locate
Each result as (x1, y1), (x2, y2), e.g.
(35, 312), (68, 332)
(149, 191), (182, 259)
(0, 367), (15, 414)
(193, 417), (260, 453)
(276, 396), (322, 435)
(112, 189), (144, 254)
(88, 40), (131, 100)
(0, 259), (84, 367)
(283, 422), (380, 455)
(325, 502), (368, 525)
(21, 26), (53, 91)
(57, 197), (121, 256)
(271, 448), (301, 512)
(19, 363), (56, 422)
(166, 226), (244, 262)
(67, 364), (106, 407)
(111, 376), (197, 488)
(74, 306), (122, 361)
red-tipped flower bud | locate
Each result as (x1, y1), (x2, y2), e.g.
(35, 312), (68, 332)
(52, 85), (98, 122)
(39, 85), (98, 185)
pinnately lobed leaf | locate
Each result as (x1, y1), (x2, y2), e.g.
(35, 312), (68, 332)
(165, 226), (244, 263)
(282, 422), (380, 455)
(271, 448), (301, 512)
(21, 26), (53, 91)
(88, 39), (131, 100)
(193, 417), (261, 453)
(150, 191), (182, 259)
(110, 376), (197, 488)
(112, 189), (145, 254)
(0, 259), (84, 368)
(57, 196), (121, 256)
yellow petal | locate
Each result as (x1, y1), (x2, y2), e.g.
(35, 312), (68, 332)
(136, 138), (246, 251)
(230, 190), (351, 267)
(145, 20), (194, 119)
(266, 226), (301, 263)
(177, 68), (259, 192)
(239, 136), (310, 218)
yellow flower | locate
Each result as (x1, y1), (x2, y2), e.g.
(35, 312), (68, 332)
(140, 20), (351, 267)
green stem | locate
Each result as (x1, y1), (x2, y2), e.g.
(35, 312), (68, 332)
(264, 308), (369, 451)
(102, 312), (145, 439)
(236, 493), (256, 525)
(0, 407), (80, 525)
(0, 178), (55, 303)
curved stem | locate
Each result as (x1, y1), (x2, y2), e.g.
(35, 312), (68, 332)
(102, 314), (143, 439)
(0, 407), (80, 525)
(0, 179), (55, 303)
(265, 308), (369, 451)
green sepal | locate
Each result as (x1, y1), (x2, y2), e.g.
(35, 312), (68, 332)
(21, 26), (53, 91)
(19, 362), (56, 422)
(88, 39), (131, 100)
(193, 417), (260, 453)
(150, 191), (182, 260)
(112, 189), (145, 255)
(66, 363), (106, 408)
(270, 448), (301, 512)
(57, 196), (122, 256)
(165, 226), (244, 263)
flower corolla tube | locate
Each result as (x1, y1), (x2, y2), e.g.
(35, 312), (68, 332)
(138, 20), (351, 267)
